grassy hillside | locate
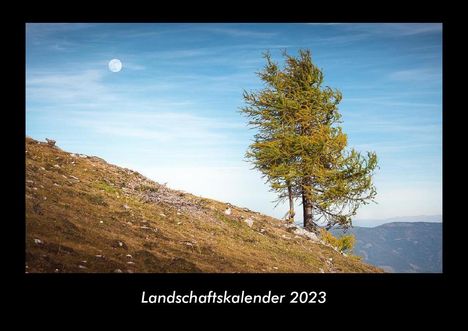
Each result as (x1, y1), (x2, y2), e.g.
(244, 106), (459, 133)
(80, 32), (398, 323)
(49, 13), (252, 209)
(25, 137), (382, 273)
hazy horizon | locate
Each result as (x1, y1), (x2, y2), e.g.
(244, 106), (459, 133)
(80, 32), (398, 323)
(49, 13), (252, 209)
(26, 23), (442, 226)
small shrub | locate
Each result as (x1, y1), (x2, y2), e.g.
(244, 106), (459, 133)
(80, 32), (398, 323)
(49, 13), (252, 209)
(319, 229), (355, 253)
(95, 181), (117, 194)
(338, 234), (355, 253)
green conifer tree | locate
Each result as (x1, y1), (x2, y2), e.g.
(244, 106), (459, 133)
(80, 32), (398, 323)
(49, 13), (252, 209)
(241, 49), (378, 231)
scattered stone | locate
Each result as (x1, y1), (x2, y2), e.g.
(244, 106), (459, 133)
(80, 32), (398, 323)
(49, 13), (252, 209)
(39, 167), (45, 171)
(184, 242), (194, 247)
(95, 255), (103, 258)
(123, 204), (130, 210)
(53, 183), (60, 187)
(62, 175), (67, 179)
(127, 261), (135, 265)
(112, 240), (128, 249)
(224, 207), (232, 215)
(260, 228), (266, 233)
(78, 265), (87, 269)
(159, 213), (166, 217)
(45, 138), (56, 147)
(43, 197), (47, 200)
(293, 227), (319, 241)
(70, 175), (79, 180)
(26, 180), (34, 184)
(33, 187), (38, 191)
(176, 212), (182, 216)
(283, 223), (296, 229)
(53, 164), (61, 168)
(281, 234), (291, 240)
(273, 266), (279, 270)
(126, 254), (132, 259)
(319, 268), (325, 273)
(34, 238), (43, 245)
(244, 218), (254, 227)
(55, 268), (59, 273)
(114, 269), (123, 273)
(81, 260), (87, 264)
(99, 221), (104, 224)
(127, 269), (134, 273)
(177, 221), (182, 225)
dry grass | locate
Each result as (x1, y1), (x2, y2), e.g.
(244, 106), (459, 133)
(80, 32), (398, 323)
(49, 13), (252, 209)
(25, 137), (382, 273)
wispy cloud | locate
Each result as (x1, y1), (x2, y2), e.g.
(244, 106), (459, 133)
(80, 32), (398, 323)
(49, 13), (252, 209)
(72, 111), (243, 143)
(331, 23), (441, 36)
(26, 70), (117, 105)
(389, 68), (441, 82)
(387, 23), (442, 36)
(198, 26), (277, 38)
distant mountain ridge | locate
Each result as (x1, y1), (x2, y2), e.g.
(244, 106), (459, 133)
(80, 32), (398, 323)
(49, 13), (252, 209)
(353, 215), (442, 227)
(332, 222), (442, 273)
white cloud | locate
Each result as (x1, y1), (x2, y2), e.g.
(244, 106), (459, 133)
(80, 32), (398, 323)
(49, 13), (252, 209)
(26, 70), (117, 105)
(196, 26), (277, 38)
(73, 111), (242, 144)
(389, 68), (441, 82)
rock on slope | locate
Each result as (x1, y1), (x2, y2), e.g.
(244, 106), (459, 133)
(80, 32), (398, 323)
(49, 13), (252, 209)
(25, 137), (382, 273)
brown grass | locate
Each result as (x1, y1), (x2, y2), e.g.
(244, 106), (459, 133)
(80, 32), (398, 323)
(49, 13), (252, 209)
(25, 137), (382, 273)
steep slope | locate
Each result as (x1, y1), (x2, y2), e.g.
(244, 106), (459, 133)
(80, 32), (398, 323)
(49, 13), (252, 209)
(332, 222), (442, 272)
(25, 137), (382, 273)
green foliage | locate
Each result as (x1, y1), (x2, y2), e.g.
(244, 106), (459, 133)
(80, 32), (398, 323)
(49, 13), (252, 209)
(95, 181), (118, 194)
(240, 49), (378, 229)
(338, 234), (356, 253)
(319, 229), (355, 253)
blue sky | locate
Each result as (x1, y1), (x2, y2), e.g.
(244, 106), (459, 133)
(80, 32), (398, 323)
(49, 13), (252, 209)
(26, 23), (442, 226)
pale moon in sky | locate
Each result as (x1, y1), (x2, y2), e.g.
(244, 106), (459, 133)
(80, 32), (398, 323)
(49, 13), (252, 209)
(108, 59), (122, 72)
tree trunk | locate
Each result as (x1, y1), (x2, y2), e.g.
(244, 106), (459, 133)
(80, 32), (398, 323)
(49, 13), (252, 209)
(287, 184), (295, 223)
(302, 192), (314, 230)
(302, 179), (316, 232)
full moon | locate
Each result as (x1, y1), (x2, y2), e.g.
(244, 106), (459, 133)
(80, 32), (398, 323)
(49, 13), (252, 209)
(108, 59), (122, 72)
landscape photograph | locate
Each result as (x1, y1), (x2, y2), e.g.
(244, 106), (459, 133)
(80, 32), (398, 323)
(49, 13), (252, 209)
(25, 23), (442, 273)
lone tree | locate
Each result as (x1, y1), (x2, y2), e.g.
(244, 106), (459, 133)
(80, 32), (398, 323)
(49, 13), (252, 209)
(241, 49), (378, 231)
